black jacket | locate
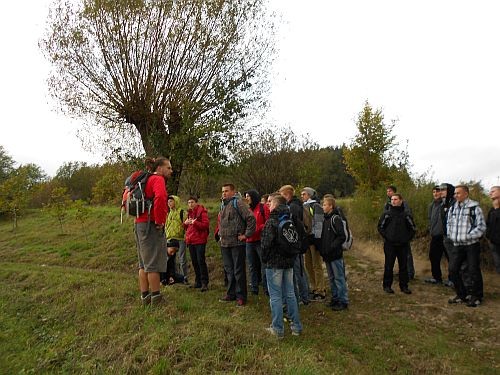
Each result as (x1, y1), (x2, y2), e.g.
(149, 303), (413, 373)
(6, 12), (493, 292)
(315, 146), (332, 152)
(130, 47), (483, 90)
(486, 207), (500, 245)
(261, 204), (296, 269)
(319, 208), (346, 262)
(288, 196), (304, 221)
(440, 183), (456, 237)
(378, 205), (416, 246)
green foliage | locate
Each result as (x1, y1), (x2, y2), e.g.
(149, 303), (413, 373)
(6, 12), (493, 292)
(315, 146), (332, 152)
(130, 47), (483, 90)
(54, 162), (100, 201)
(91, 171), (124, 205)
(310, 146), (355, 197)
(45, 187), (72, 234)
(0, 145), (15, 183)
(0, 205), (498, 373)
(228, 126), (320, 194)
(0, 164), (46, 229)
(344, 101), (410, 191)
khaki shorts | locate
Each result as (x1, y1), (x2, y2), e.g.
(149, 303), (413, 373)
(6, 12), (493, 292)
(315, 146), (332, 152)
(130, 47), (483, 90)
(135, 223), (167, 273)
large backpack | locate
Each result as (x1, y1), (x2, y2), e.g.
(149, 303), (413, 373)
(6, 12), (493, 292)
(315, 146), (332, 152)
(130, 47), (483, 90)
(125, 171), (153, 218)
(277, 211), (304, 258)
(331, 213), (353, 251)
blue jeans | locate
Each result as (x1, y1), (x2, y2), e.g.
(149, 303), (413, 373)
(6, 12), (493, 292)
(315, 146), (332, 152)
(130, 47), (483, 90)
(246, 241), (267, 294)
(266, 268), (303, 336)
(175, 240), (188, 279)
(325, 258), (349, 305)
(293, 254), (309, 303)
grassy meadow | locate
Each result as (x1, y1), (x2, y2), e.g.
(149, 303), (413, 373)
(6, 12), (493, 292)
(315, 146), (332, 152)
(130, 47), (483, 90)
(0, 205), (499, 374)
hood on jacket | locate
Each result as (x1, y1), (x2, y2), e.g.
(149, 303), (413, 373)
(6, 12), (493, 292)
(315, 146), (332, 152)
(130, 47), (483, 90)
(168, 195), (182, 211)
(440, 183), (455, 207)
(244, 189), (261, 210)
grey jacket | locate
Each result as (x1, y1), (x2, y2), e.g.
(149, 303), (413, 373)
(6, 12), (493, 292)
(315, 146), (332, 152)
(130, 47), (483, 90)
(428, 200), (444, 237)
(218, 197), (256, 248)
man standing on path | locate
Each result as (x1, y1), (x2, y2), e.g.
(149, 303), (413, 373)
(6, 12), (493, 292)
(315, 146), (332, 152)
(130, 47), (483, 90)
(378, 193), (416, 295)
(301, 187), (327, 301)
(425, 186), (449, 285)
(384, 185), (416, 280)
(216, 183), (256, 306)
(447, 185), (486, 307)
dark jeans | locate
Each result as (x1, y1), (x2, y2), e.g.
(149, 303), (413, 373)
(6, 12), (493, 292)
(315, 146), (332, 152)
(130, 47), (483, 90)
(160, 253), (184, 284)
(383, 242), (409, 289)
(491, 243), (500, 274)
(429, 235), (449, 281)
(293, 254), (309, 303)
(221, 245), (247, 301)
(407, 244), (415, 279)
(189, 243), (209, 287)
(449, 243), (483, 299)
(246, 241), (267, 294)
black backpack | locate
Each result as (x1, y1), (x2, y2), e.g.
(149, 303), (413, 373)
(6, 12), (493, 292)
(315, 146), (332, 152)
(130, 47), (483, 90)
(277, 211), (306, 258)
(125, 171), (153, 218)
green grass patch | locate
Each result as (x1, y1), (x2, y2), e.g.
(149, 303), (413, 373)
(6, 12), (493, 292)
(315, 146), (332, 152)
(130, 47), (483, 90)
(0, 206), (499, 374)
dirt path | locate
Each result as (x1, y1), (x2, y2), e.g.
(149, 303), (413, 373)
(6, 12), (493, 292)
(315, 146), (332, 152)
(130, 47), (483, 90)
(347, 239), (500, 341)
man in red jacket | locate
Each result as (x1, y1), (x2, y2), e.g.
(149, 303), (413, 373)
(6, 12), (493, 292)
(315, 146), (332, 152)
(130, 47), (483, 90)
(136, 157), (173, 306)
(184, 196), (210, 291)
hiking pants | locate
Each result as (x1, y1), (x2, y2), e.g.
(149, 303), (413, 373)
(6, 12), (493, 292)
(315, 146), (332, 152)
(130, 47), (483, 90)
(304, 241), (326, 296)
(429, 235), (448, 281)
(189, 243), (209, 287)
(449, 243), (483, 300)
(383, 242), (409, 290)
(221, 245), (247, 301)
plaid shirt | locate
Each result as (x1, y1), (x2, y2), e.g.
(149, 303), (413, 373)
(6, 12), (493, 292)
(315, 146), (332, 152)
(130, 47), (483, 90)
(446, 198), (486, 246)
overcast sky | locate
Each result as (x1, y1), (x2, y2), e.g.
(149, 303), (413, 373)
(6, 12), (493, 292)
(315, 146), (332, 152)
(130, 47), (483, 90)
(1, 1), (498, 188)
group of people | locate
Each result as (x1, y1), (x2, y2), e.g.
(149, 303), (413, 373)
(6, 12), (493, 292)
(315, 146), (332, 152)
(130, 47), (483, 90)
(130, 158), (350, 338)
(378, 183), (499, 308)
(130, 156), (499, 338)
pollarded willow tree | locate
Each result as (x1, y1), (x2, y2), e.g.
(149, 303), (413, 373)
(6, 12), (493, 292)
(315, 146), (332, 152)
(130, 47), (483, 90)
(41, 0), (275, 193)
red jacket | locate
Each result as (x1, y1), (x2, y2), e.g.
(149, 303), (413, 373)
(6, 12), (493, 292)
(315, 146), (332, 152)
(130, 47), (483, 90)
(184, 204), (209, 245)
(246, 203), (270, 243)
(134, 174), (168, 225)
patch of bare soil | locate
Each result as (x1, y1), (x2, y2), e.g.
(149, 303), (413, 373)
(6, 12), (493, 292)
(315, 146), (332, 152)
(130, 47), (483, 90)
(347, 239), (499, 351)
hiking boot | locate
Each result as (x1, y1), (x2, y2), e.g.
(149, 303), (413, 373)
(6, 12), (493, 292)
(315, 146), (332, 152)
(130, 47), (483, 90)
(327, 299), (341, 308)
(236, 298), (246, 307)
(448, 295), (464, 304)
(291, 329), (302, 336)
(443, 280), (454, 288)
(332, 302), (348, 311)
(424, 278), (442, 285)
(200, 284), (208, 292)
(151, 294), (164, 306)
(401, 288), (412, 295)
(265, 326), (284, 339)
(383, 287), (395, 294)
(141, 293), (151, 306)
(312, 294), (326, 302)
(466, 298), (481, 308)
(219, 295), (235, 302)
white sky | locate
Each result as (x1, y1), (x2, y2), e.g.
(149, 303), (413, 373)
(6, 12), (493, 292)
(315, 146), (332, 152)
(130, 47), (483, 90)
(1, 1), (499, 188)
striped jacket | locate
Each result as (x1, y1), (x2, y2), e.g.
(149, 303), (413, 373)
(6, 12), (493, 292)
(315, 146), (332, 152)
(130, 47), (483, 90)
(446, 198), (486, 246)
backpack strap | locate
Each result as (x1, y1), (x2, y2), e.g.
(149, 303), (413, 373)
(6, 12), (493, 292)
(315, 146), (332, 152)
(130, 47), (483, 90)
(330, 215), (340, 235)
